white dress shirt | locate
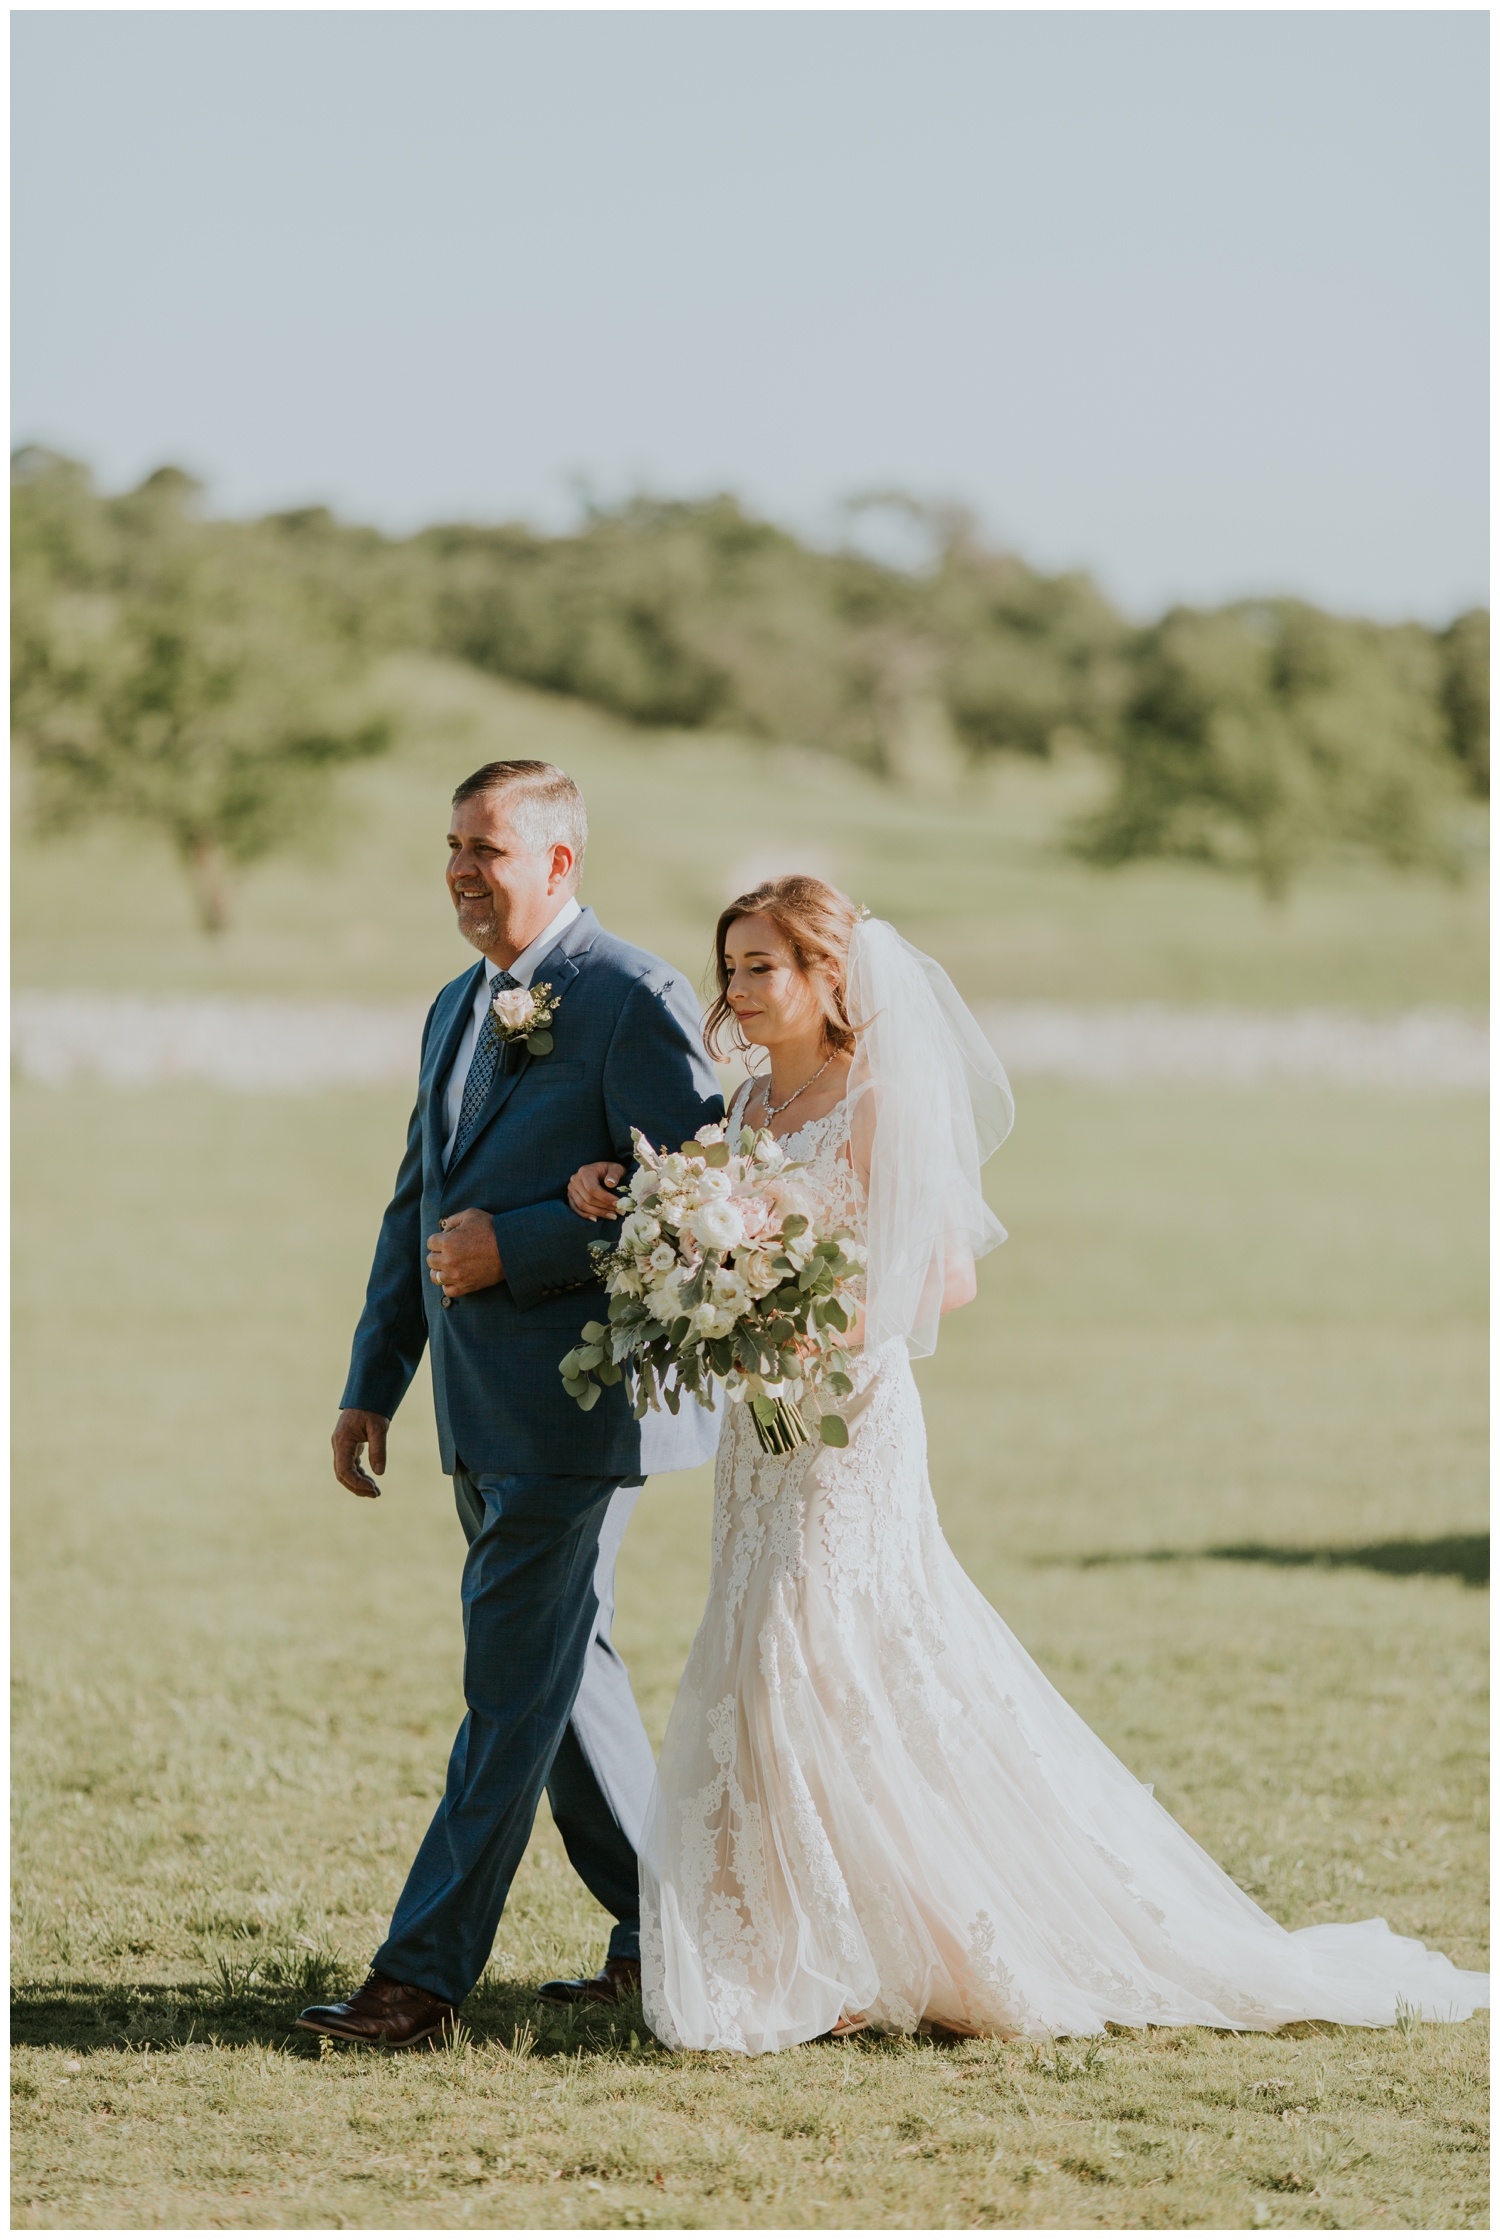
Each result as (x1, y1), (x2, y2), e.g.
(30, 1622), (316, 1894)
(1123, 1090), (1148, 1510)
(442, 895), (582, 1167)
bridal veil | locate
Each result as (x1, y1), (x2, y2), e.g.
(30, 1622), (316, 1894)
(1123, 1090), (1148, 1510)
(845, 915), (1014, 1358)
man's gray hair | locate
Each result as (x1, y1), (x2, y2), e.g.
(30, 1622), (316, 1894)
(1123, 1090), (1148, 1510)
(452, 760), (587, 878)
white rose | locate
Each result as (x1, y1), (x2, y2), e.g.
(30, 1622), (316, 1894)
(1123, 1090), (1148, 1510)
(735, 1247), (778, 1298)
(710, 1268), (750, 1314)
(491, 986), (535, 1032)
(685, 1199), (746, 1253)
(647, 1242), (677, 1273)
(619, 1212), (660, 1252)
(694, 1122), (726, 1146)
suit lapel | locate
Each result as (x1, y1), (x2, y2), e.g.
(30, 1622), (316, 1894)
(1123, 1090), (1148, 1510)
(445, 912), (597, 1177)
(423, 964), (485, 1177)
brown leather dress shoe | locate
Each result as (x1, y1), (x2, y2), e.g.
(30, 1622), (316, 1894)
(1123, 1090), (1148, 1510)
(535, 1956), (641, 2007)
(294, 1970), (458, 2048)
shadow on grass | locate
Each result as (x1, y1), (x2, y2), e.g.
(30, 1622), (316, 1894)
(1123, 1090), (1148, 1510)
(10, 1976), (664, 2061)
(15, 1981), (1382, 2074)
(1066, 1533), (1488, 1589)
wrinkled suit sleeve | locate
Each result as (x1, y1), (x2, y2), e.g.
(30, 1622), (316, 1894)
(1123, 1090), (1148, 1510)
(339, 1008), (434, 1420)
(492, 968), (724, 1311)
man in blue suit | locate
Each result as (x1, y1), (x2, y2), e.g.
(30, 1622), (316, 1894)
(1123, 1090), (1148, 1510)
(297, 760), (722, 2049)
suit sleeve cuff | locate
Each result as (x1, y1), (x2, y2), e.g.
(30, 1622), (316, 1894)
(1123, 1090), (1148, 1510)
(491, 1203), (609, 1311)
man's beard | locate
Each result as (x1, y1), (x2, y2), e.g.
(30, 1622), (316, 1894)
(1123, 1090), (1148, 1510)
(455, 897), (500, 952)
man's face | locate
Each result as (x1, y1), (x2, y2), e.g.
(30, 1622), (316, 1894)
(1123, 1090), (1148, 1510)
(446, 791), (571, 961)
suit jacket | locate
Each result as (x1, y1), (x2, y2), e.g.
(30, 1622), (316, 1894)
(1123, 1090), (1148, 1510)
(341, 907), (725, 1477)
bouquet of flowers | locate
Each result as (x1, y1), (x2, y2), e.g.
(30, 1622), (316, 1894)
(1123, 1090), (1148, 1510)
(558, 1120), (865, 1454)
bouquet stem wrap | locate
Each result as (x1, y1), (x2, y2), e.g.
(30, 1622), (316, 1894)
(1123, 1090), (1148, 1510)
(749, 1397), (811, 1456)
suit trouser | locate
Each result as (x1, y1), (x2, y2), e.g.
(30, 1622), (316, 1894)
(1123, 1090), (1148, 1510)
(373, 1470), (657, 2007)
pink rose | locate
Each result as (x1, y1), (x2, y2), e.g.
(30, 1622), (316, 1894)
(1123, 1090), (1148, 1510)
(492, 986), (536, 1032)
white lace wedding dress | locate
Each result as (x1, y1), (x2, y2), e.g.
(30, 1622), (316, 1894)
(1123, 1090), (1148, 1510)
(638, 1084), (1488, 2056)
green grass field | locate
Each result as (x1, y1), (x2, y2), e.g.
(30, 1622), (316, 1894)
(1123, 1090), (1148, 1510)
(12, 1073), (1486, 2229)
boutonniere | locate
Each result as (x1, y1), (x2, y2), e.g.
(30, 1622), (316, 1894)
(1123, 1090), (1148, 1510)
(492, 980), (561, 1055)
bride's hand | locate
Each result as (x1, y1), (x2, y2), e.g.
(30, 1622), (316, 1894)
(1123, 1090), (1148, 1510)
(569, 1161), (626, 1221)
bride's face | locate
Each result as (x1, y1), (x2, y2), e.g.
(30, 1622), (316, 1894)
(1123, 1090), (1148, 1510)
(723, 912), (836, 1050)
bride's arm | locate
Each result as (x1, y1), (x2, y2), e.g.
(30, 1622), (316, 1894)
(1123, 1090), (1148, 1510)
(940, 1250), (977, 1314)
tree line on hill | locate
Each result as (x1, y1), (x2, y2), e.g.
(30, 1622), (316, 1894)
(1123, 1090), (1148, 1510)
(12, 448), (1487, 927)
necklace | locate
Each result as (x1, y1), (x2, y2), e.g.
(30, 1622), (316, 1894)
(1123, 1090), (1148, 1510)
(754, 1050), (837, 1125)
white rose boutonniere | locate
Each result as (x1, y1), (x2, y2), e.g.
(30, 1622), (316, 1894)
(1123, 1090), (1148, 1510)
(492, 980), (562, 1056)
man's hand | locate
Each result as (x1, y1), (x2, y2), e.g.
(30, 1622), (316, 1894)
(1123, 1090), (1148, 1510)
(427, 1206), (504, 1300)
(333, 1408), (390, 1499)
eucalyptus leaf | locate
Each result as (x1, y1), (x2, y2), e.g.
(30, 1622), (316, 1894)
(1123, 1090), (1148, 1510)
(581, 1321), (608, 1342)
(751, 1395), (778, 1424)
(596, 1359), (622, 1386)
(819, 1414), (850, 1448)
(525, 1031), (554, 1055)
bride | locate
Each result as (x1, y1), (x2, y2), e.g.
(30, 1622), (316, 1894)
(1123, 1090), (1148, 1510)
(568, 875), (1488, 2056)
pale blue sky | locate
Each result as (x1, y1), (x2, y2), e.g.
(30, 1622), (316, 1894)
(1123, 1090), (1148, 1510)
(12, 9), (1488, 621)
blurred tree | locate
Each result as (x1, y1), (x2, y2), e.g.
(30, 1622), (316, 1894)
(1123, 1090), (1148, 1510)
(12, 454), (390, 932)
(1077, 601), (1464, 898)
(13, 452), (1484, 902)
(1438, 608), (1489, 798)
(407, 492), (1130, 778)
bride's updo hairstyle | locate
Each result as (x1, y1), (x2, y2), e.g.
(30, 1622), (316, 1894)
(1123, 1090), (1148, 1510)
(704, 876), (862, 1060)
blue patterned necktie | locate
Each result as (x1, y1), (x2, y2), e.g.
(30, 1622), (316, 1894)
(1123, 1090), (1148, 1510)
(448, 970), (517, 1168)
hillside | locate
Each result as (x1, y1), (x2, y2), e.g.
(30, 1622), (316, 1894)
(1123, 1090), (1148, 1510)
(13, 653), (1487, 1012)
